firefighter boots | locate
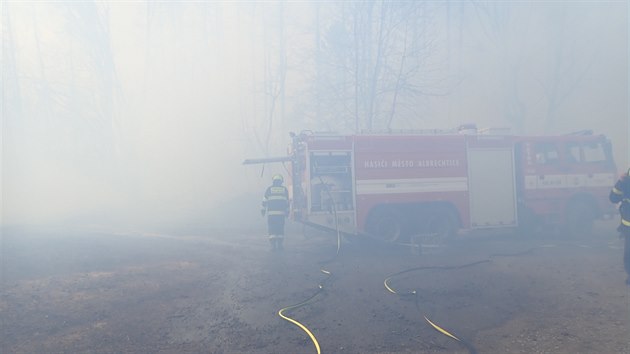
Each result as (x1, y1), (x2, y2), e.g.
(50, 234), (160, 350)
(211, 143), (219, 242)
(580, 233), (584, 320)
(276, 237), (284, 251)
(268, 235), (284, 251)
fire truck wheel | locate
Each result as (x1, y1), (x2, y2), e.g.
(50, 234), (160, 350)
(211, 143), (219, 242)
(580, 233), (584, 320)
(565, 201), (594, 237)
(366, 210), (404, 243)
(426, 210), (457, 241)
(516, 207), (543, 237)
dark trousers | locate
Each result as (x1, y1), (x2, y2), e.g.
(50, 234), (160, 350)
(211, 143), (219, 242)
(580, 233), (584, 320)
(267, 215), (285, 236)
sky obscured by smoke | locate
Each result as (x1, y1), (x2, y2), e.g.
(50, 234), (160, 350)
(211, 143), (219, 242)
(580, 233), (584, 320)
(2, 2), (628, 231)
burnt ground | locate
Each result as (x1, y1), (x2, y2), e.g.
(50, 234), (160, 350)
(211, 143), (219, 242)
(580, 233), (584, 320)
(1, 220), (629, 354)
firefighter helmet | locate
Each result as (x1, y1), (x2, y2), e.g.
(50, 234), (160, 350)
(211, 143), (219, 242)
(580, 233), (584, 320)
(272, 174), (284, 183)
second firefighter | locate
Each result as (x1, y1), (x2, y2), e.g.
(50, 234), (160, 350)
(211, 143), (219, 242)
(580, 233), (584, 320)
(609, 167), (630, 285)
(261, 174), (289, 250)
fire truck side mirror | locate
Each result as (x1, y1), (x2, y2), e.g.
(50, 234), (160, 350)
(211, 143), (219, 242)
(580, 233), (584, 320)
(603, 140), (614, 165)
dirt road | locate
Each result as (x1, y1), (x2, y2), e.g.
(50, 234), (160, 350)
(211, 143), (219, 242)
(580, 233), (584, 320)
(1, 221), (629, 353)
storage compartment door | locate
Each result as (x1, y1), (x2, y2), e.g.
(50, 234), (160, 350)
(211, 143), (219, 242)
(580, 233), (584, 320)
(468, 148), (517, 228)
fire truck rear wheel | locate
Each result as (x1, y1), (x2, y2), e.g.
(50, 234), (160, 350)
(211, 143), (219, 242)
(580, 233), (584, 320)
(367, 210), (404, 243)
(426, 210), (457, 241)
(565, 201), (595, 237)
(516, 207), (543, 237)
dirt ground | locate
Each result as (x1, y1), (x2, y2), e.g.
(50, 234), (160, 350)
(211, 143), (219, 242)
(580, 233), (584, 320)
(1, 220), (629, 354)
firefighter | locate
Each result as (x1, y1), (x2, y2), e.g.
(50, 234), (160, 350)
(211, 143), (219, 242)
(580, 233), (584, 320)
(610, 167), (630, 285)
(261, 174), (289, 251)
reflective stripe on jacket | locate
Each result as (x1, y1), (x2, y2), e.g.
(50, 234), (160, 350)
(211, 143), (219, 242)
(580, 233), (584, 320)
(262, 185), (289, 215)
(610, 176), (630, 204)
(611, 176), (630, 231)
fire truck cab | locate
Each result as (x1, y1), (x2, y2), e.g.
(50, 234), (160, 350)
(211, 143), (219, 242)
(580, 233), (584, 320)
(286, 128), (616, 242)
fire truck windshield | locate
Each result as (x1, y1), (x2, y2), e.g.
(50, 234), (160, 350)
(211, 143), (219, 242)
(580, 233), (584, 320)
(563, 140), (612, 165)
(582, 142), (608, 163)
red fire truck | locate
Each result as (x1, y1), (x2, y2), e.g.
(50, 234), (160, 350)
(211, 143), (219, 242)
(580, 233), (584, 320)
(246, 127), (617, 242)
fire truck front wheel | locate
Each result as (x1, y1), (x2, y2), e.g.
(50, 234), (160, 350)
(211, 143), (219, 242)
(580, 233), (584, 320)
(366, 209), (405, 243)
(565, 200), (595, 237)
(426, 209), (458, 241)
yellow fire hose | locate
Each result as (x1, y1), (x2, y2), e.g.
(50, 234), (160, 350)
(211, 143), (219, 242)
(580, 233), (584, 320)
(277, 180), (342, 354)
(276, 248), (338, 354)
(277, 178), (539, 354)
(383, 261), (489, 354)
(384, 247), (540, 354)
(277, 269), (332, 354)
(383, 259), (490, 354)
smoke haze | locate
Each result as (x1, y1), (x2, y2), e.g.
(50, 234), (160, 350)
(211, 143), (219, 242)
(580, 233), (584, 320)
(2, 2), (628, 231)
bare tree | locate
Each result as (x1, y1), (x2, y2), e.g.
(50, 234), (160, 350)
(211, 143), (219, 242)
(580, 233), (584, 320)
(261, 2), (287, 154)
(9, 2), (122, 163)
(534, 4), (601, 131)
(238, 2), (288, 157)
(2, 3), (23, 131)
(293, 2), (441, 133)
(471, 1), (530, 133)
(470, 2), (603, 133)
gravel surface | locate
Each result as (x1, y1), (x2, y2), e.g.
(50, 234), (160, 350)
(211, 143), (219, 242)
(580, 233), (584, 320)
(1, 221), (629, 353)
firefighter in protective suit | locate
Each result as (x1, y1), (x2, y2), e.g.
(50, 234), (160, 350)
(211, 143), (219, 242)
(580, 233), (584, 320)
(610, 167), (630, 285)
(261, 174), (289, 250)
